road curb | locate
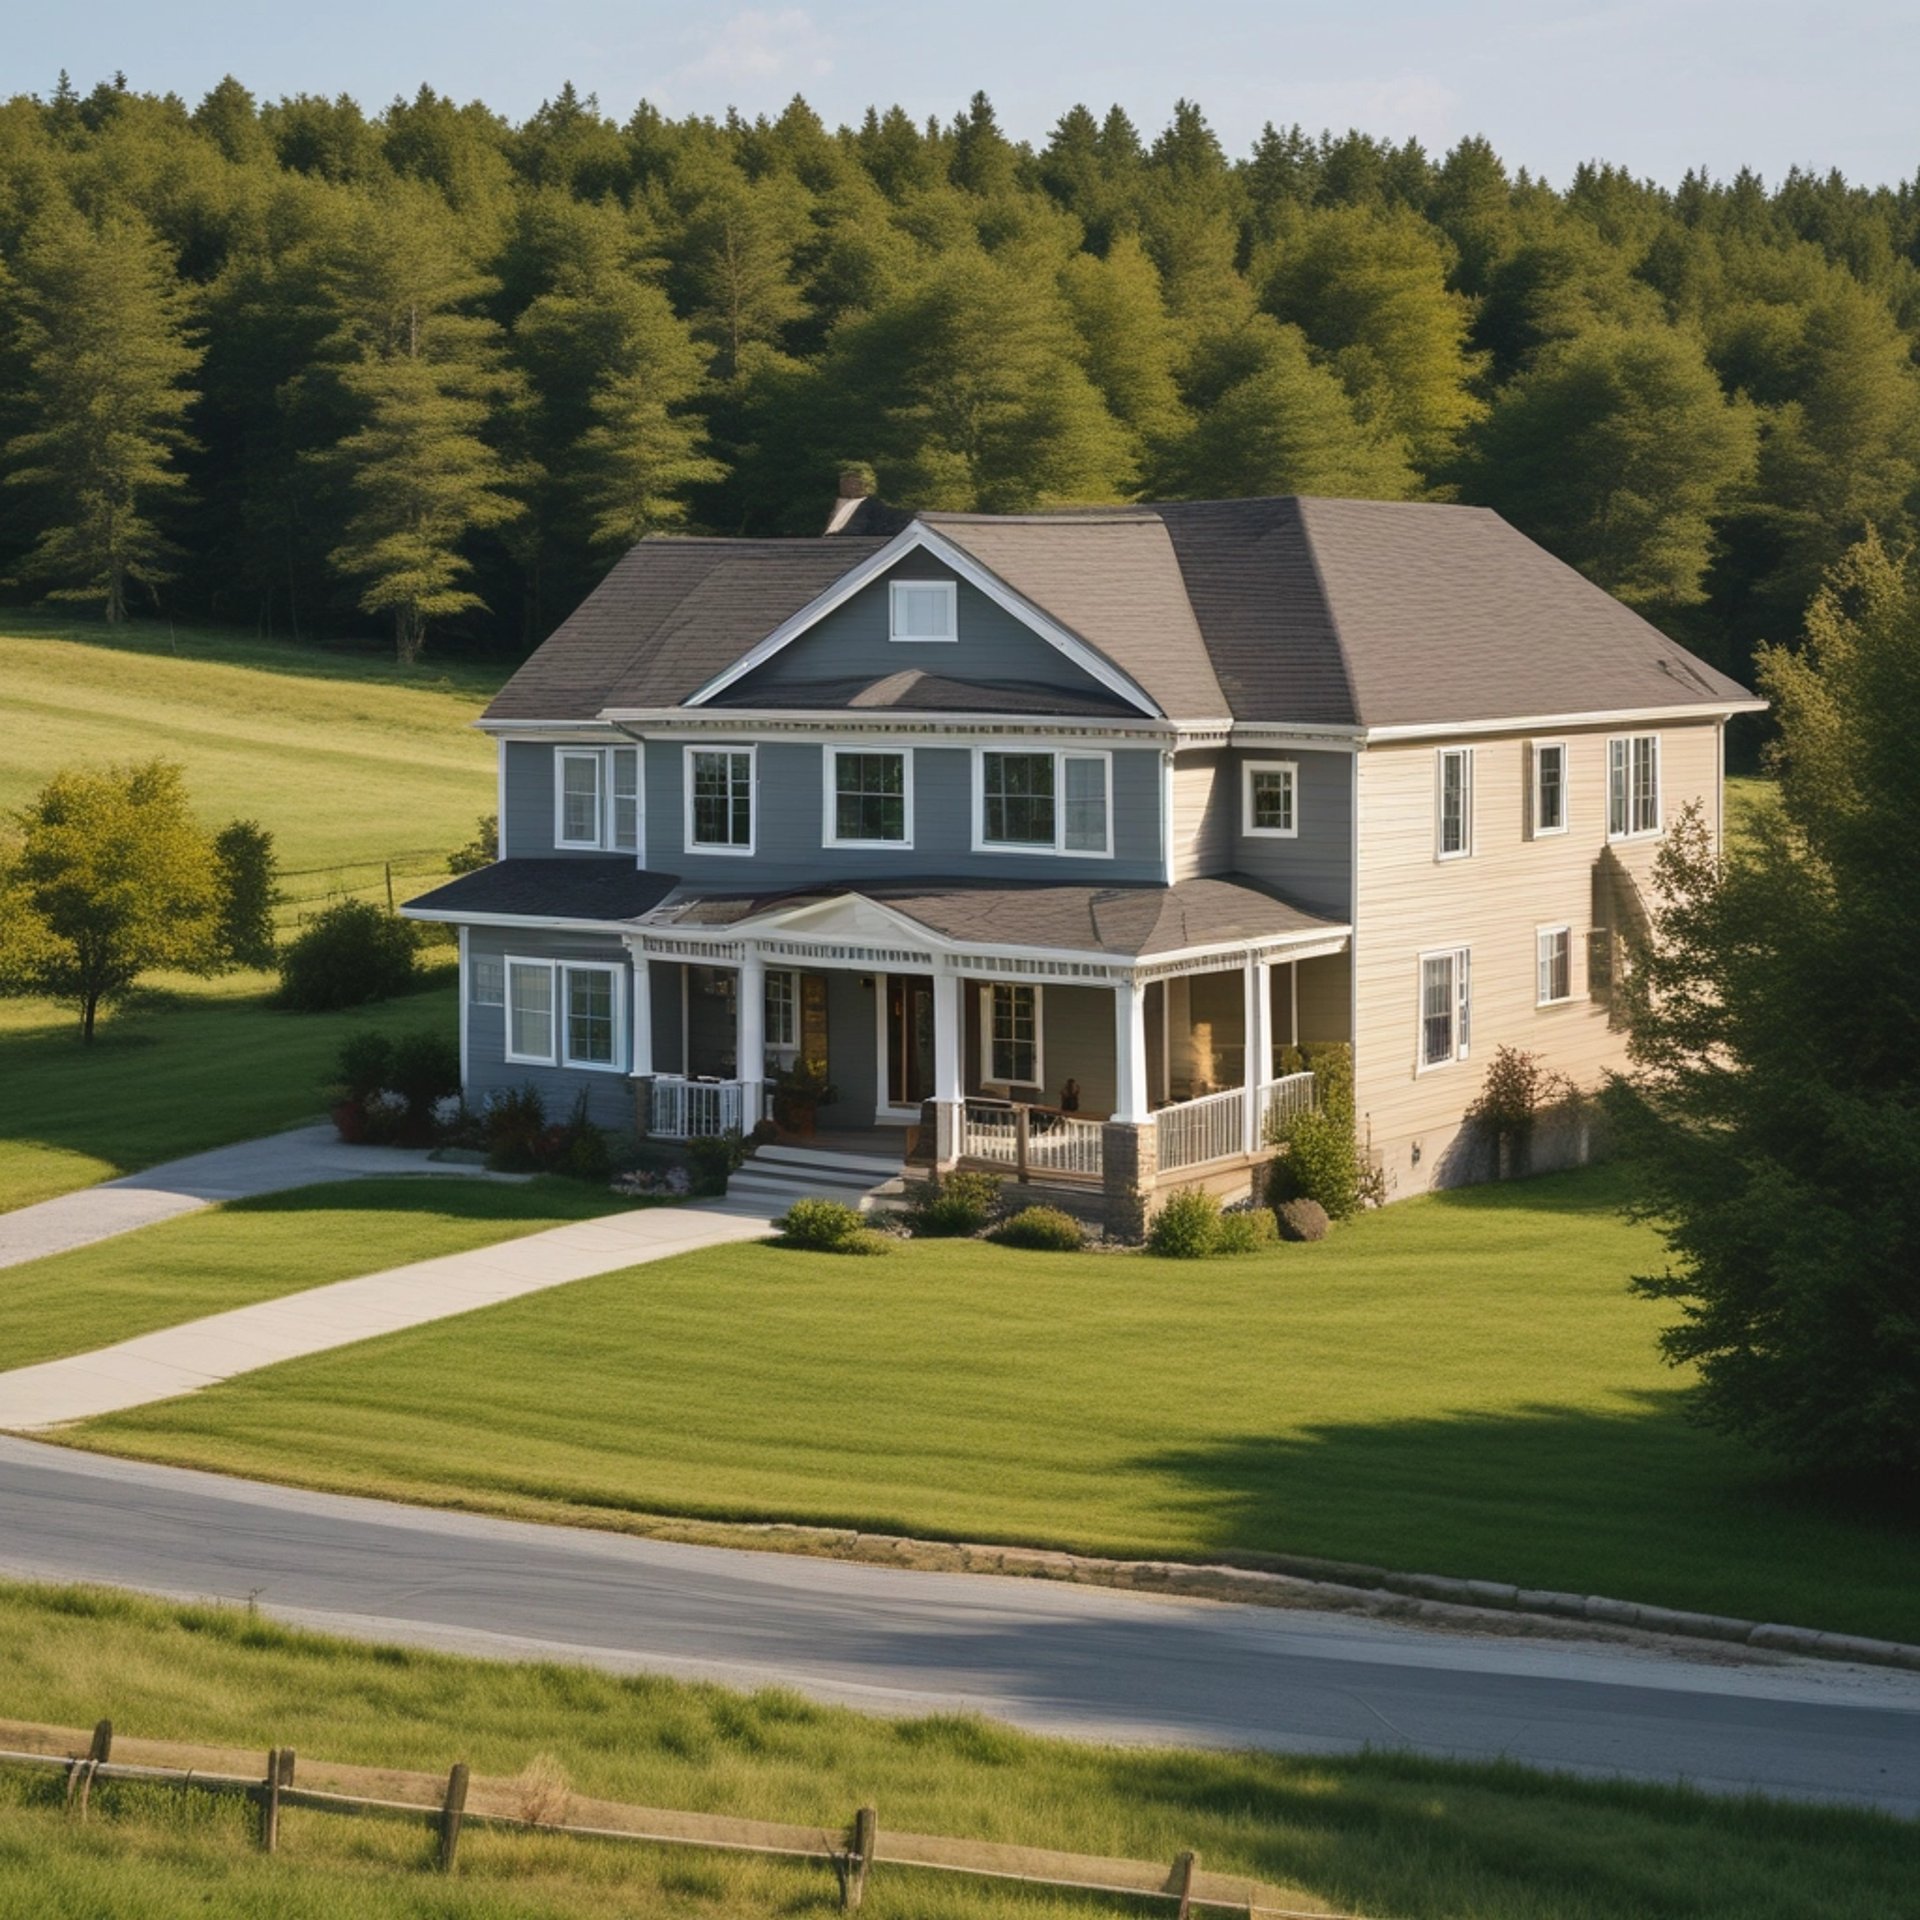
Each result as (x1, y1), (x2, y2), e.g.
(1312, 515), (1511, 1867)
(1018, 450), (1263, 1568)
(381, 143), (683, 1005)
(693, 1521), (1920, 1673)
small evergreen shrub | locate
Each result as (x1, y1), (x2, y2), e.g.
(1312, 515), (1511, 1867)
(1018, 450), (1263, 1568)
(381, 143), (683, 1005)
(1146, 1187), (1223, 1258)
(839, 1228), (895, 1256)
(1214, 1207), (1278, 1254)
(686, 1130), (746, 1194)
(388, 1030), (460, 1115)
(778, 1197), (868, 1250)
(904, 1168), (1003, 1237)
(1275, 1197), (1332, 1242)
(277, 899), (416, 1011)
(991, 1205), (1085, 1251)
(482, 1084), (548, 1171)
(335, 1031), (395, 1103)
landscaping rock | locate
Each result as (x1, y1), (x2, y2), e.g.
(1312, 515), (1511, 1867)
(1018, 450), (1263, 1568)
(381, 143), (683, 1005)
(1274, 1197), (1331, 1242)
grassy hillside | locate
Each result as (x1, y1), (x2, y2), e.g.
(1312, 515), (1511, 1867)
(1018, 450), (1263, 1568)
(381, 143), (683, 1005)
(1, 1582), (1912, 1920)
(0, 614), (501, 1207)
(68, 1167), (1920, 1644)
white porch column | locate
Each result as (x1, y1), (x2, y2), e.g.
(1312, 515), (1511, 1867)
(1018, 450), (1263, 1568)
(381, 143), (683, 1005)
(629, 950), (654, 1078)
(736, 948), (765, 1127)
(1244, 956), (1272, 1154)
(1113, 976), (1151, 1123)
(933, 968), (965, 1161)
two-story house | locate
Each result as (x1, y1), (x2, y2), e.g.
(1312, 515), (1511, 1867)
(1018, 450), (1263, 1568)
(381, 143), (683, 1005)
(406, 491), (1759, 1231)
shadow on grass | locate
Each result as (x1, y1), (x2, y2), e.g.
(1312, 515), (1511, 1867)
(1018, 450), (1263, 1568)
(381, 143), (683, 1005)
(1127, 1398), (1920, 1639)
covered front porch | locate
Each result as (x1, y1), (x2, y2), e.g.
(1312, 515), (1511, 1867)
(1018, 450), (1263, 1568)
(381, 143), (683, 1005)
(625, 882), (1350, 1233)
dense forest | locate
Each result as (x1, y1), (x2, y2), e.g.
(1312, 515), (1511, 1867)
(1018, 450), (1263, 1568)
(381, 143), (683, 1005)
(3, 71), (1919, 695)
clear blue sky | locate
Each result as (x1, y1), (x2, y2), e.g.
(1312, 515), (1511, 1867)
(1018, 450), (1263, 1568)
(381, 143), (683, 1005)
(9, 0), (1915, 190)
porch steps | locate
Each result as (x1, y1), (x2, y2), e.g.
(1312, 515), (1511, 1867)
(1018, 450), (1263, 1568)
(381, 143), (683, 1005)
(722, 1142), (909, 1217)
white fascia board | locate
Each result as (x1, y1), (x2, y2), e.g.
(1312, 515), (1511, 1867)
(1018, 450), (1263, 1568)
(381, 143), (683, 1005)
(1360, 700), (1767, 743)
(682, 522), (1163, 719)
(401, 905), (636, 936)
(476, 719), (624, 741)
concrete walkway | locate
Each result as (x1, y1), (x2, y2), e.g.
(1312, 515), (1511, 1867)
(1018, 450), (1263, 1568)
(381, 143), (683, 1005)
(0, 1198), (777, 1430)
(0, 1124), (511, 1271)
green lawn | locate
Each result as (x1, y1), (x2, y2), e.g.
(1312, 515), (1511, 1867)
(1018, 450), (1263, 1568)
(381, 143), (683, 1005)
(0, 1178), (622, 1372)
(0, 971), (459, 1211)
(0, 612), (499, 1210)
(1, 1582), (1911, 1920)
(64, 1168), (1920, 1643)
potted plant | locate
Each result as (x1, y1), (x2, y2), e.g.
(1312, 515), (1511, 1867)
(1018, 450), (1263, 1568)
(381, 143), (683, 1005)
(771, 1057), (837, 1137)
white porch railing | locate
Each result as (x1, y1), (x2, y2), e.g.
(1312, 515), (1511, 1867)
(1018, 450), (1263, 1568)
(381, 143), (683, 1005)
(1155, 1086), (1245, 1172)
(1259, 1070), (1318, 1139)
(650, 1075), (745, 1140)
(961, 1101), (1104, 1178)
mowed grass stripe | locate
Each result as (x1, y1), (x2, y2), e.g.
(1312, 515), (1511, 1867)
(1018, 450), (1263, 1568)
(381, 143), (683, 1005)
(0, 1177), (625, 1372)
(70, 1169), (1920, 1644)
(2, 1582), (1915, 1920)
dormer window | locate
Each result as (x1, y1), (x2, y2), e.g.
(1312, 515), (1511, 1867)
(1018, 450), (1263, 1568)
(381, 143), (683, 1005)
(890, 578), (957, 643)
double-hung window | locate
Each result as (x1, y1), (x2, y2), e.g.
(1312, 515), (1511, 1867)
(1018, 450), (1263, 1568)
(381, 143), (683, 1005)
(504, 956), (625, 1070)
(1608, 734), (1660, 838)
(889, 578), (957, 642)
(1531, 741), (1568, 836)
(983, 982), (1041, 1087)
(826, 748), (911, 846)
(1436, 747), (1473, 859)
(1536, 926), (1573, 1005)
(764, 968), (798, 1071)
(1419, 947), (1471, 1069)
(554, 746), (641, 853)
(976, 749), (1111, 856)
(686, 747), (755, 854)
(1242, 760), (1298, 837)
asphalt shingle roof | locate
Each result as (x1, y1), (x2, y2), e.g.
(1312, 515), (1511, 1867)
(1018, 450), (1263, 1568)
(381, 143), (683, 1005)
(405, 859), (680, 922)
(483, 496), (1755, 730)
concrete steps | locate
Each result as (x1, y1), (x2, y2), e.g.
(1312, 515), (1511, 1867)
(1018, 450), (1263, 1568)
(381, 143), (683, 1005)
(720, 1141), (909, 1216)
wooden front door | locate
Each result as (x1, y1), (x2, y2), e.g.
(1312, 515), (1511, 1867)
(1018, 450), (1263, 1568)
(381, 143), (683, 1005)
(885, 974), (936, 1108)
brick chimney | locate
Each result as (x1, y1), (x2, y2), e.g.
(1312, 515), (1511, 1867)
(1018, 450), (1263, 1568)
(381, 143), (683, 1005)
(825, 463), (876, 534)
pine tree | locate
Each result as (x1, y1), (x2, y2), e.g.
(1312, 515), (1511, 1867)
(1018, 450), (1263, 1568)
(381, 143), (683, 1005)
(1059, 235), (1187, 465)
(1149, 316), (1415, 501)
(318, 189), (522, 662)
(1, 206), (201, 622)
(1460, 325), (1758, 610)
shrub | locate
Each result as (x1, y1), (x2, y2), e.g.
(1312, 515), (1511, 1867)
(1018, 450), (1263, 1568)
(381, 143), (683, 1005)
(991, 1205), (1085, 1251)
(335, 1030), (394, 1103)
(212, 819), (279, 969)
(1146, 1187), (1223, 1258)
(482, 1084), (548, 1171)
(777, 1197), (867, 1250)
(1214, 1207), (1278, 1254)
(1269, 1043), (1371, 1220)
(686, 1130), (746, 1194)
(1275, 1197), (1332, 1242)
(839, 1228), (895, 1256)
(904, 1169), (1002, 1238)
(277, 899), (416, 1011)
(388, 1030), (460, 1113)
(1468, 1044), (1578, 1178)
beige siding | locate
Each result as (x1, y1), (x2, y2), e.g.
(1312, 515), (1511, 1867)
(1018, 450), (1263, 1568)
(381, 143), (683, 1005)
(1170, 749), (1231, 880)
(1352, 719), (1723, 1197)
(1290, 953), (1352, 1046)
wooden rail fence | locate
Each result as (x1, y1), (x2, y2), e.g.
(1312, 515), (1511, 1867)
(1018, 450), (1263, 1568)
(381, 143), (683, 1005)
(0, 1715), (1359, 1917)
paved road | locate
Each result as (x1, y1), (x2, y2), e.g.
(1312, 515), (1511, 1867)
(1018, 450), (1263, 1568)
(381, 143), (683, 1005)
(2, 1439), (1916, 1813)
(0, 1124), (512, 1271)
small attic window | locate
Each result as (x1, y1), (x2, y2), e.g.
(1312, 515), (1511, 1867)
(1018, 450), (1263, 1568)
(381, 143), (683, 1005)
(890, 579), (957, 643)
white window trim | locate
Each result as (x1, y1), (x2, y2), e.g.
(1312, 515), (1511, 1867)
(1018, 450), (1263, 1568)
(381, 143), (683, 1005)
(888, 577), (958, 643)
(560, 959), (628, 1073)
(1535, 924), (1574, 1006)
(765, 967), (800, 1058)
(979, 981), (1044, 1089)
(683, 743), (757, 857)
(970, 747), (1114, 859)
(504, 957), (558, 1066)
(552, 745), (642, 854)
(1608, 732), (1662, 841)
(1416, 945), (1472, 1073)
(469, 954), (505, 1007)
(1435, 747), (1474, 861)
(554, 748), (605, 851)
(821, 743), (915, 850)
(1530, 739), (1569, 838)
(1241, 759), (1299, 839)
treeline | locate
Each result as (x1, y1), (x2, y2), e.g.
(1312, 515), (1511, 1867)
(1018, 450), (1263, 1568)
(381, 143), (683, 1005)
(3, 72), (1920, 683)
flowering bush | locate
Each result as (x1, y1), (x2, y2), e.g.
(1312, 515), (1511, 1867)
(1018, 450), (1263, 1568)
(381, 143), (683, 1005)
(610, 1165), (693, 1199)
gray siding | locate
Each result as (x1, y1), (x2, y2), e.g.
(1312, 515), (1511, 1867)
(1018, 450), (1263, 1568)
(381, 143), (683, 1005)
(728, 557), (1112, 702)
(1228, 748), (1354, 920)
(648, 739), (1164, 888)
(465, 926), (635, 1129)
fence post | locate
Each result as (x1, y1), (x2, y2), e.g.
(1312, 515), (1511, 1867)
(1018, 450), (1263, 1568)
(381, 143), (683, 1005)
(384, 862), (396, 913)
(437, 1762), (469, 1872)
(1014, 1105), (1030, 1183)
(89, 1721), (112, 1765)
(843, 1804), (876, 1910)
(261, 1748), (282, 1852)
(1172, 1849), (1199, 1920)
